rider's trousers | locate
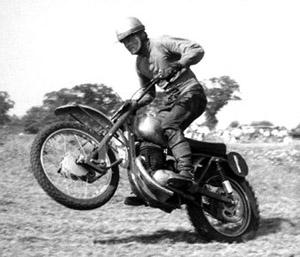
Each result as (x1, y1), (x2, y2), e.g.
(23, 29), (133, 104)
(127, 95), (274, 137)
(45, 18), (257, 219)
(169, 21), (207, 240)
(157, 86), (207, 173)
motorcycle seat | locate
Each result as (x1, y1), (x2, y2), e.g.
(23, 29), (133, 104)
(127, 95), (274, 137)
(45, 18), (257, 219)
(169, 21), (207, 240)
(186, 138), (227, 157)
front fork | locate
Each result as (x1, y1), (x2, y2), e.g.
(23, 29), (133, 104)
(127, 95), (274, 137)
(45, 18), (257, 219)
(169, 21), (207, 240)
(79, 111), (133, 173)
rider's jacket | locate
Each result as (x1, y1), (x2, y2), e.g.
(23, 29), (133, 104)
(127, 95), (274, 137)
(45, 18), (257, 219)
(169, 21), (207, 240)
(136, 35), (205, 107)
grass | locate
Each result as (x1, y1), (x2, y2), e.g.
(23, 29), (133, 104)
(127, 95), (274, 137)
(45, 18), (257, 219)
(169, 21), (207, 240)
(0, 130), (299, 257)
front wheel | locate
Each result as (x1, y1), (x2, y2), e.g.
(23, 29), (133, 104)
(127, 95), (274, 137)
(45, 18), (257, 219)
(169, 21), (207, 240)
(187, 175), (259, 242)
(30, 121), (119, 210)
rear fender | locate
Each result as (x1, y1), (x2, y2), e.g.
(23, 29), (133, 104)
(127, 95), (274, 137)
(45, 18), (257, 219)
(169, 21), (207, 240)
(226, 152), (249, 178)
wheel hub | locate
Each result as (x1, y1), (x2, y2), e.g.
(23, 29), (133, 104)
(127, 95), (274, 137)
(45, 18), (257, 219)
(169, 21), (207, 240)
(220, 197), (244, 223)
(59, 152), (89, 179)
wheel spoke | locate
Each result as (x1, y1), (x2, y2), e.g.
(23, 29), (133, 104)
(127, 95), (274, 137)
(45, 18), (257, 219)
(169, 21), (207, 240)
(74, 134), (87, 156)
(40, 128), (112, 200)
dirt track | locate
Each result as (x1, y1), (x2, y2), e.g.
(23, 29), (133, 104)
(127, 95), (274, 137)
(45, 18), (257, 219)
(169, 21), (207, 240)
(0, 132), (299, 257)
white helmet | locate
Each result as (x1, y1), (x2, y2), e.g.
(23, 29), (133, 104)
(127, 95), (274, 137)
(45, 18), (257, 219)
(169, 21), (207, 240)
(116, 17), (145, 42)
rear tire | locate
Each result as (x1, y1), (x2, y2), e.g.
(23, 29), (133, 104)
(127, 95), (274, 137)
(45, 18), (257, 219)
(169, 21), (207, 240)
(30, 121), (119, 210)
(187, 175), (259, 242)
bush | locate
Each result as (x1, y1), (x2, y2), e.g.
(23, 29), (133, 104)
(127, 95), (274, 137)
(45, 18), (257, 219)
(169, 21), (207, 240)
(22, 107), (62, 134)
(229, 121), (240, 128)
(251, 121), (273, 127)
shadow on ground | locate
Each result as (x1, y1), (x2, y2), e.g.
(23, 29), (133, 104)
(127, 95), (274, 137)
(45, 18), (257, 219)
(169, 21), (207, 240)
(93, 216), (297, 245)
(257, 216), (298, 237)
(93, 229), (203, 245)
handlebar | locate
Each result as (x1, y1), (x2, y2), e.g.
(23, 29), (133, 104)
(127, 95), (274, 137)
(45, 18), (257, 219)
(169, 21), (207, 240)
(135, 73), (162, 103)
(111, 69), (184, 121)
(135, 68), (185, 103)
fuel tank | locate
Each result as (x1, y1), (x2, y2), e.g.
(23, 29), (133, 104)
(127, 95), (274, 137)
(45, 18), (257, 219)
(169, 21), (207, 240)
(134, 113), (167, 146)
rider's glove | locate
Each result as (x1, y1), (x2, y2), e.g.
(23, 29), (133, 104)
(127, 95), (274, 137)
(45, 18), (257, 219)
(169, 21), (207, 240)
(160, 62), (183, 81)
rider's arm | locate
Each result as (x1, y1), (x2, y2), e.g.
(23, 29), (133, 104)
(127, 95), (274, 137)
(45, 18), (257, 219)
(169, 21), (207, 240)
(136, 70), (156, 107)
(162, 36), (204, 68)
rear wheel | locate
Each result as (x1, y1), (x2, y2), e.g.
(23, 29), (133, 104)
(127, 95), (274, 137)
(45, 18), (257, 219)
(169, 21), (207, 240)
(187, 175), (259, 242)
(30, 121), (119, 210)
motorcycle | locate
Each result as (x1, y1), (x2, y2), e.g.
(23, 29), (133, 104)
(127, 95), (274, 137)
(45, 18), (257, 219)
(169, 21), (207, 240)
(30, 72), (260, 243)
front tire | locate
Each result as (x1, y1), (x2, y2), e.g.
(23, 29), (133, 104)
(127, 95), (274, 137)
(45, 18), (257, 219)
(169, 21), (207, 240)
(30, 121), (119, 210)
(187, 175), (259, 242)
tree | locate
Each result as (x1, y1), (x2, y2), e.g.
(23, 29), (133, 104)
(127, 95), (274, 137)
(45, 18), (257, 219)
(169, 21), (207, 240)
(23, 83), (123, 133)
(202, 76), (241, 130)
(0, 91), (15, 125)
(43, 84), (122, 116)
(22, 106), (62, 134)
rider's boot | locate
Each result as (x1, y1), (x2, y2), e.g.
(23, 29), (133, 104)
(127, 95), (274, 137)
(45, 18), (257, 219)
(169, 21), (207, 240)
(165, 129), (194, 179)
(124, 195), (146, 206)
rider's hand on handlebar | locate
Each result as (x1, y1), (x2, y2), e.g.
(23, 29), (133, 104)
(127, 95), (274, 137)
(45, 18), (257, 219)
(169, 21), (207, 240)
(160, 62), (183, 81)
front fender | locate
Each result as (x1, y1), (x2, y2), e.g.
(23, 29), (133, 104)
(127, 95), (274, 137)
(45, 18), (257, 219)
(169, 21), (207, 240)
(54, 103), (113, 129)
(54, 104), (129, 167)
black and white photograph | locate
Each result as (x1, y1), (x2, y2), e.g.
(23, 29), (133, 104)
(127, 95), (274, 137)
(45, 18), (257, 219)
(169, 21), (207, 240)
(0, 0), (299, 256)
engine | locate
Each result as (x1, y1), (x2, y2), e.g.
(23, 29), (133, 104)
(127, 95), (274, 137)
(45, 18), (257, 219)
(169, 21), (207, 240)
(139, 142), (165, 174)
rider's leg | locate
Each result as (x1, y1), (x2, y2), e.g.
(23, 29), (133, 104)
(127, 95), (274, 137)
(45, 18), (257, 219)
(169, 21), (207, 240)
(164, 128), (194, 178)
(158, 90), (207, 178)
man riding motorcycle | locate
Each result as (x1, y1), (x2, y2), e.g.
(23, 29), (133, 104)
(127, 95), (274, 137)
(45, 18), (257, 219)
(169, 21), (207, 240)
(116, 17), (207, 205)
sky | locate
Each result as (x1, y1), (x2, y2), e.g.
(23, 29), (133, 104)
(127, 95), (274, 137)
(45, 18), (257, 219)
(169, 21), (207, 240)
(0, 0), (299, 129)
